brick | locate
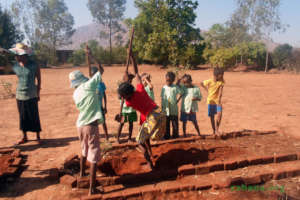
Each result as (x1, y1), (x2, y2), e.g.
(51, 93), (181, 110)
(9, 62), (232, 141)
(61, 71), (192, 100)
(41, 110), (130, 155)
(178, 164), (195, 176)
(0, 148), (14, 154)
(162, 185), (180, 193)
(243, 175), (261, 185)
(10, 157), (22, 167)
(275, 154), (297, 163)
(195, 165), (210, 175)
(81, 194), (102, 200)
(60, 175), (77, 188)
(286, 169), (300, 178)
(230, 176), (244, 185)
(213, 176), (232, 189)
(247, 156), (263, 165)
(260, 173), (273, 182)
(11, 149), (21, 157)
(195, 180), (212, 190)
(224, 160), (238, 170)
(3, 167), (18, 176)
(261, 156), (274, 164)
(236, 159), (249, 168)
(273, 170), (287, 180)
(208, 161), (224, 172)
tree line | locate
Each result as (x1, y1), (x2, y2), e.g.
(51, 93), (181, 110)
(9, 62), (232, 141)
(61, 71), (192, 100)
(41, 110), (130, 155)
(0, 0), (299, 72)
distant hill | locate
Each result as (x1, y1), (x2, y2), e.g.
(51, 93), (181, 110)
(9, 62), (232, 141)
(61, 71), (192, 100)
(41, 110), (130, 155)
(58, 23), (128, 50)
(60, 23), (287, 51)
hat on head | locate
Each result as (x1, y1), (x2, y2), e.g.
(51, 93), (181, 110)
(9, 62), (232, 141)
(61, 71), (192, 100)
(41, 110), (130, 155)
(9, 43), (33, 56)
(69, 70), (89, 88)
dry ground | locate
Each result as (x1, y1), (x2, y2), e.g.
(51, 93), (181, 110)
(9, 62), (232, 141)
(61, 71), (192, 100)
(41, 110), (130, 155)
(0, 65), (300, 199)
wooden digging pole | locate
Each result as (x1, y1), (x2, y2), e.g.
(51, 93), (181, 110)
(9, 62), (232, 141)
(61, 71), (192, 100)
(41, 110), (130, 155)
(85, 44), (92, 77)
(126, 27), (135, 73)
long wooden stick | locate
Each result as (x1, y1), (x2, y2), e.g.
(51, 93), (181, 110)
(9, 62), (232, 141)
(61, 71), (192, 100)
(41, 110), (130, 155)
(126, 27), (135, 73)
(85, 44), (92, 77)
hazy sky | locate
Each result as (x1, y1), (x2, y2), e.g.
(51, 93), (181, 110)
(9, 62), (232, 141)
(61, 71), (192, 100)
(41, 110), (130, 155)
(3, 0), (300, 47)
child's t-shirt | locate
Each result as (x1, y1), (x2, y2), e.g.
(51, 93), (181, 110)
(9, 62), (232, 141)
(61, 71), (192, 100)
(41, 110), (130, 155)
(181, 86), (202, 113)
(161, 84), (183, 116)
(203, 79), (224, 104)
(97, 82), (106, 108)
(145, 85), (155, 101)
(121, 100), (136, 114)
(73, 72), (104, 127)
(125, 83), (157, 124)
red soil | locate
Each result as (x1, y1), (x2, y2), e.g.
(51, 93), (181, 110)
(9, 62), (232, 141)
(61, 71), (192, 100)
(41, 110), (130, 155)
(99, 143), (244, 176)
(0, 154), (13, 176)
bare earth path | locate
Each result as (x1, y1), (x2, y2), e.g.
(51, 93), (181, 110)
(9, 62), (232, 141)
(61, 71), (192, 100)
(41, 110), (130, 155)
(0, 65), (299, 199)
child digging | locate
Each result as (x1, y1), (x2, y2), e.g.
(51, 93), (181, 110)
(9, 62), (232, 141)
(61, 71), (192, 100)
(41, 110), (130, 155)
(178, 74), (203, 138)
(201, 67), (225, 137)
(69, 62), (104, 195)
(116, 72), (137, 143)
(161, 71), (183, 139)
(115, 52), (166, 170)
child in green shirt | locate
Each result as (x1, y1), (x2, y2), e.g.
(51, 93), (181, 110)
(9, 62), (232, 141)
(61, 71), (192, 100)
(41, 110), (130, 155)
(161, 71), (183, 139)
(178, 74), (202, 137)
(116, 72), (137, 143)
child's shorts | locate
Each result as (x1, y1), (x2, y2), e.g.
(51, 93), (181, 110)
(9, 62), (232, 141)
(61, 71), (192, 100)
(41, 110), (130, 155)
(136, 107), (166, 144)
(180, 112), (197, 122)
(77, 122), (101, 163)
(122, 112), (137, 123)
(208, 104), (222, 116)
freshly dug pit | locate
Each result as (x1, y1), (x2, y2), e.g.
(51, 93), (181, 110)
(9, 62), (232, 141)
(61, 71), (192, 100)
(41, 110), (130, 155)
(98, 142), (243, 176)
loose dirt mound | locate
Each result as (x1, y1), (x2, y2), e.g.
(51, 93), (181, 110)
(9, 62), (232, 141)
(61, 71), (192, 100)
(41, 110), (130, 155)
(99, 143), (244, 176)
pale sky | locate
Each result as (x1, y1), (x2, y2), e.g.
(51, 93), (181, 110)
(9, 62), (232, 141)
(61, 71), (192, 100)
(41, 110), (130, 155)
(3, 0), (300, 47)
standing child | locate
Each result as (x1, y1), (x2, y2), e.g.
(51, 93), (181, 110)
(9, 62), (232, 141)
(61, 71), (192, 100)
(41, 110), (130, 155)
(69, 62), (104, 195)
(91, 67), (109, 141)
(115, 51), (166, 170)
(179, 74), (202, 137)
(140, 73), (154, 124)
(161, 72), (183, 139)
(116, 72), (137, 143)
(201, 67), (225, 137)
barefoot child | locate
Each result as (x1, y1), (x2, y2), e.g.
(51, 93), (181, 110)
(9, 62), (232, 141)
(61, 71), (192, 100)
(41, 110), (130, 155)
(91, 67), (109, 141)
(116, 73), (137, 143)
(69, 62), (104, 195)
(116, 52), (166, 170)
(201, 67), (224, 137)
(161, 72), (183, 139)
(178, 74), (202, 137)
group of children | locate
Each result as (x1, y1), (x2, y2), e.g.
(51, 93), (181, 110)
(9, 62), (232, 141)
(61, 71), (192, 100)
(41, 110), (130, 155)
(69, 48), (225, 195)
(116, 68), (225, 142)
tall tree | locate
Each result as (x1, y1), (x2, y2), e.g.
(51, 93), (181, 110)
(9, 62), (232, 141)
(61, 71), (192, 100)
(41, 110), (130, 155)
(0, 5), (24, 49)
(11, 0), (75, 64)
(87, 0), (126, 65)
(233, 0), (286, 72)
(129, 0), (203, 67)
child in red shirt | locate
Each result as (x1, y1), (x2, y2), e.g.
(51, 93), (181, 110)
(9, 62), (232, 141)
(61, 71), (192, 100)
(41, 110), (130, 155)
(115, 52), (166, 170)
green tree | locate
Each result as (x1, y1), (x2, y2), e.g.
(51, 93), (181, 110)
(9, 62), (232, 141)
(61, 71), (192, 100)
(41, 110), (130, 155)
(87, 0), (126, 65)
(11, 0), (75, 65)
(0, 5), (23, 49)
(272, 44), (293, 69)
(129, 0), (203, 68)
(233, 0), (286, 72)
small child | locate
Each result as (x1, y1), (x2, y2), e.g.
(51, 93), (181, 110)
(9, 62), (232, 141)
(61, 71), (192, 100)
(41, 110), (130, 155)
(161, 71), (183, 139)
(116, 51), (166, 170)
(201, 67), (225, 137)
(116, 72), (137, 143)
(91, 67), (109, 141)
(178, 74), (202, 137)
(140, 73), (154, 124)
(69, 62), (104, 195)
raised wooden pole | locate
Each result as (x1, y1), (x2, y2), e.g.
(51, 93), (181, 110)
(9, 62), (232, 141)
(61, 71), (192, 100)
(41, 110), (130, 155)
(126, 27), (135, 73)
